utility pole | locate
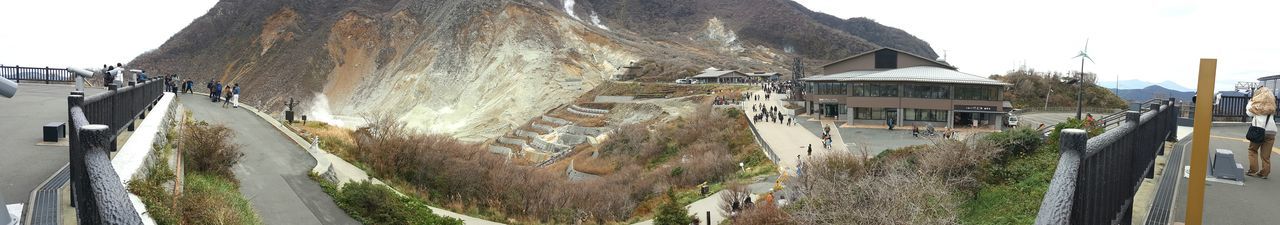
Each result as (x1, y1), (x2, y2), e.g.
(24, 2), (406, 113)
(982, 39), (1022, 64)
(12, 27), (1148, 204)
(1045, 89), (1052, 111)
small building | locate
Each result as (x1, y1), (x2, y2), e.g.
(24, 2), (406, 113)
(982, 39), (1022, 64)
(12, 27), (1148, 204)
(800, 48), (1012, 129)
(746, 72), (782, 82)
(691, 68), (749, 83)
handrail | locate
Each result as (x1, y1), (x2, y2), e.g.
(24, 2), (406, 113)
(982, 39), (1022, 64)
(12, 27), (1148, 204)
(1035, 98), (1177, 225)
(66, 79), (164, 224)
(0, 65), (74, 84)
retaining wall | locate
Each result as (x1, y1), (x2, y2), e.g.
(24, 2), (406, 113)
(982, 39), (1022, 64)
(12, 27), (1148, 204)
(541, 115), (571, 126)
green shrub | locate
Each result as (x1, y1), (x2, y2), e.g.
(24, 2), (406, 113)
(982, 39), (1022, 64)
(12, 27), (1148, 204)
(1046, 118), (1104, 146)
(984, 127), (1044, 164)
(334, 180), (462, 225)
(653, 190), (693, 225)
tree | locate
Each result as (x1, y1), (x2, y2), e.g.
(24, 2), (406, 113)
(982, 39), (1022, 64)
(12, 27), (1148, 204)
(654, 189), (694, 225)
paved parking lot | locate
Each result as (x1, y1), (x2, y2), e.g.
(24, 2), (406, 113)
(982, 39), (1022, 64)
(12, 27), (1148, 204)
(1171, 125), (1280, 224)
(0, 84), (103, 205)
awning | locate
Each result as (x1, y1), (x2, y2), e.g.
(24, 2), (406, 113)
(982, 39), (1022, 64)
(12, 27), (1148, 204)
(954, 110), (1006, 114)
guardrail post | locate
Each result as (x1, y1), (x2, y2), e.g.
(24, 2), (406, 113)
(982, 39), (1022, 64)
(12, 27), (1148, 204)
(76, 123), (143, 224)
(1035, 129), (1089, 225)
(67, 92), (84, 208)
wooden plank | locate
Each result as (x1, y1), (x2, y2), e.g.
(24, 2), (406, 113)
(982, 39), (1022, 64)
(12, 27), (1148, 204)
(1185, 58), (1216, 225)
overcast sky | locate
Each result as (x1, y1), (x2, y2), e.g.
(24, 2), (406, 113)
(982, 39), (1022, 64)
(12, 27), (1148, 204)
(2, 0), (1274, 91)
(0, 0), (218, 69)
(794, 0), (1279, 91)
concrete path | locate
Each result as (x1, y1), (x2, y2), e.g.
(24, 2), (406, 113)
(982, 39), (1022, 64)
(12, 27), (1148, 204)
(742, 90), (839, 173)
(178, 94), (359, 225)
(632, 180), (776, 225)
(1170, 125), (1280, 225)
(0, 84), (103, 204)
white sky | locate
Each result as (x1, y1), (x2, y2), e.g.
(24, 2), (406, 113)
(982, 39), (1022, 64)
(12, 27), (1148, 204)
(2, 0), (1274, 91)
(795, 0), (1280, 91)
(0, 0), (218, 69)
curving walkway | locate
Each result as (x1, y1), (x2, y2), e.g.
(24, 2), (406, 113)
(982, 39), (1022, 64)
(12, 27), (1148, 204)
(179, 94), (359, 225)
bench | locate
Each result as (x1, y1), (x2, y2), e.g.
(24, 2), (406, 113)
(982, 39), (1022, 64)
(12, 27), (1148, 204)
(43, 122), (65, 142)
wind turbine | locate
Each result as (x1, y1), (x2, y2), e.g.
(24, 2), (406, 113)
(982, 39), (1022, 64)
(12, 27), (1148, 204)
(1071, 39), (1094, 120)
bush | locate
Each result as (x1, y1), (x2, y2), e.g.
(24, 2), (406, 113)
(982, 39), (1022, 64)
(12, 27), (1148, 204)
(1047, 118), (1104, 146)
(984, 127), (1044, 162)
(333, 181), (462, 225)
(180, 121), (242, 178)
(654, 190), (693, 225)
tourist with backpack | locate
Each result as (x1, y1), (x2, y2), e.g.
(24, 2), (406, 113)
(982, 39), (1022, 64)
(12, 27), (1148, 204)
(1245, 86), (1276, 179)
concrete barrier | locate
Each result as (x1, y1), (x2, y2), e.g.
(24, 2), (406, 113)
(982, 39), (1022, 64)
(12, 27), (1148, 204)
(515, 129), (540, 139)
(497, 136), (528, 146)
(541, 115), (571, 126)
(562, 125), (609, 136)
(528, 136), (570, 153)
(532, 123), (556, 133)
(567, 106), (604, 117)
(556, 134), (588, 146)
(566, 160), (600, 182)
(571, 105), (610, 114)
(110, 92), (176, 225)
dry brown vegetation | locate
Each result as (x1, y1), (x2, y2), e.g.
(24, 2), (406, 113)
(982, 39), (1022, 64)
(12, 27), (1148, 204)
(785, 139), (1003, 225)
(346, 105), (768, 224)
(180, 121), (243, 179)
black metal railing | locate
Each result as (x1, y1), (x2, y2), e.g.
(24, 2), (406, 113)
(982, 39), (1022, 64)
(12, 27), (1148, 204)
(0, 65), (75, 84)
(1035, 98), (1178, 225)
(66, 79), (164, 224)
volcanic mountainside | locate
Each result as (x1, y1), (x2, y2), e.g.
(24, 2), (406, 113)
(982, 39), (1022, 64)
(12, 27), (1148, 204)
(129, 0), (937, 141)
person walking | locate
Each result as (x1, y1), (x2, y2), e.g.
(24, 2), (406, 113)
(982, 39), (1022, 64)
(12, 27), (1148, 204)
(223, 86), (233, 108)
(232, 84), (241, 108)
(1246, 87), (1276, 179)
(807, 144), (812, 156)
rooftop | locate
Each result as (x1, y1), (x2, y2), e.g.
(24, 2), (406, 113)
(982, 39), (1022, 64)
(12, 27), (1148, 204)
(802, 66), (1010, 86)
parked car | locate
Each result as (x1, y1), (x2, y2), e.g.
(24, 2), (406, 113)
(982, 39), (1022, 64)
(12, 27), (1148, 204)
(1006, 114), (1020, 127)
(675, 79), (692, 84)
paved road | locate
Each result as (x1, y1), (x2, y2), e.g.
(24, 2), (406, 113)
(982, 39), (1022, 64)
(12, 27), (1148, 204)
(1170, 125), (1280, 225)
(0, 84), (103, 205)
(1016, 112), (1078, 129)
(179, 94), (359, 225)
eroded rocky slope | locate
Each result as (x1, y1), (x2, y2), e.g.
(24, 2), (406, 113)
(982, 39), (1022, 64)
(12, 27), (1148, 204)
(130, 0), (937, 141)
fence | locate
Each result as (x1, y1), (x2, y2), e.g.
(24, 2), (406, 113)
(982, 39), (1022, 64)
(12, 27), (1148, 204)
(66, 79), (164, 224)
(1035, 98), (1178, 225)
(1019, 106), (1124, 115)
(0, 65), (75, 84)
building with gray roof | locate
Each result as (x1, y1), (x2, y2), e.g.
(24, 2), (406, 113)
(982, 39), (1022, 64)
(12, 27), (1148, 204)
(800, 48), (1012, 129)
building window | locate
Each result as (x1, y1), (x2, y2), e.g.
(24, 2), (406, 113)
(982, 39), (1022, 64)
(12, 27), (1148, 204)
(954, 85), (999, 101)
(904, 84), (950, 99)
(852, 107), (887, 120)
(875, 50), (898, 69)
(904, 108), (948, 122)
(851, 83), (899, 97)
(814, 82), (848, 95)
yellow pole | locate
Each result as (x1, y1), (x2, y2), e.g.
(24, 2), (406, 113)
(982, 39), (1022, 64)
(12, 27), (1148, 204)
(1186, 58), (1217, 225)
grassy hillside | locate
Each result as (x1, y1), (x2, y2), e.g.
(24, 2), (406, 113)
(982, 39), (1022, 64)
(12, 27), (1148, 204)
(992, 69), (1127, 110)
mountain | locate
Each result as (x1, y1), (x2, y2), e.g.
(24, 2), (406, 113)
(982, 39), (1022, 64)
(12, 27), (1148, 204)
(128, 0), (938, 140)
(1112, 85), (1195, 103)
(1110, 79), (1193, 92)
(1155, 81), (1193, 92)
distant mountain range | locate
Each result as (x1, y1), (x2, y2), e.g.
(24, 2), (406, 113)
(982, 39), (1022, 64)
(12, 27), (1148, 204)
(1111, 79), (1193, 92)
(1112, 85), (1195, 103)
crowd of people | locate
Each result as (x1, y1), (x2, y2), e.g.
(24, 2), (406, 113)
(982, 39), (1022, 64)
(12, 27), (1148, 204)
(204, 80), (241, 108)
(96, 62), (242, 108)
(751, 103), (792, 126)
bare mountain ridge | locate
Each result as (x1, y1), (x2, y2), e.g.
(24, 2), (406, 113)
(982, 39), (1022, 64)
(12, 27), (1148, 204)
(130, 0), (938, 140)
